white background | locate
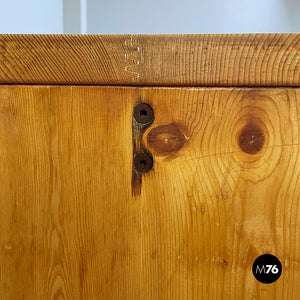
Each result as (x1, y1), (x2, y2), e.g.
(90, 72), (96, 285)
(0, 0), (299, 34)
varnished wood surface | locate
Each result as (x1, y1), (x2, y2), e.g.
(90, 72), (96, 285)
(0, 86), (300, 299)
(0, 34), (300, 86)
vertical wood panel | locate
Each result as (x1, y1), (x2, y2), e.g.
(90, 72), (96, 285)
(0, 86), (50, 299)
(49, 86), (142, 299)
(141, 88), (300, 300)
(0, 86), (142, 299)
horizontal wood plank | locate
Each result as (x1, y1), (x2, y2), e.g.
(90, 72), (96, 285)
(0, 34), (299, 86)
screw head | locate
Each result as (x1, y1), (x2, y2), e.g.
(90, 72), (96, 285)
(133, 103), (154, 125)
(133, 152), (153, 173)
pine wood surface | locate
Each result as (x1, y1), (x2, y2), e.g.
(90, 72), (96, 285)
(0, 34), (300, 86)
(0, 85), (299, 299)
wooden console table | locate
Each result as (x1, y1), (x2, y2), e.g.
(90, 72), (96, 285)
(0, 34), (299, 299)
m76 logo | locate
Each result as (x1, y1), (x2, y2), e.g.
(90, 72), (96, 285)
(252, 254), (282, 284)
(255, 264), (279, 274)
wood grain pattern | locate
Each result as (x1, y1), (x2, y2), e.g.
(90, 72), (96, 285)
(0, 34), (300, 86)
(1, 86), (300, 299)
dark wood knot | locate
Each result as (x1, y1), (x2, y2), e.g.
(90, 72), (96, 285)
(238, 121), (265, 154)
(147, 123), (188, 156)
